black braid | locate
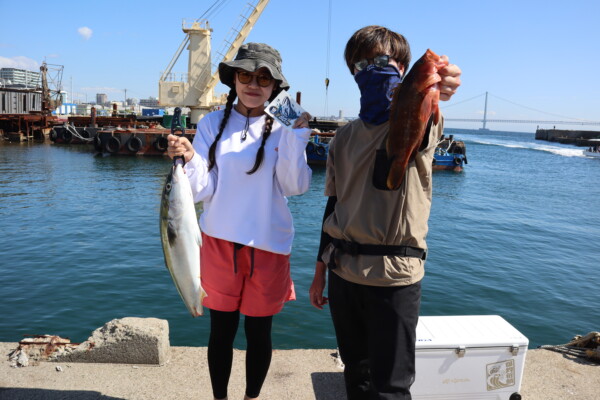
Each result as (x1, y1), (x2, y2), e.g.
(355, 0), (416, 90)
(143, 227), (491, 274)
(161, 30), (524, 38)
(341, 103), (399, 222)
(246, 115), (274, 175)
(208, 89), (237, 171)
(244, 85), (281, 175)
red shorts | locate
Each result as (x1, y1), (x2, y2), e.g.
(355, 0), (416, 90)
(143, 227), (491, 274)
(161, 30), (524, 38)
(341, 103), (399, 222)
(200, 233), (296, 317)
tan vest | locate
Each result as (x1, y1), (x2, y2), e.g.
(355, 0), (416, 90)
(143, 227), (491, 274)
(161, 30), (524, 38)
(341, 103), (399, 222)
(322, 117), (443, 286)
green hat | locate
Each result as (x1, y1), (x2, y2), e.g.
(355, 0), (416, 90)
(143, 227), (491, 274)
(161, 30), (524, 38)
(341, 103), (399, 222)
(219, 42), (290, 90)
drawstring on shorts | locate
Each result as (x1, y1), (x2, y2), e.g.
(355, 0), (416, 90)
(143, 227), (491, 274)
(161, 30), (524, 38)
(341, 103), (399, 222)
(233, 242), (255, 277)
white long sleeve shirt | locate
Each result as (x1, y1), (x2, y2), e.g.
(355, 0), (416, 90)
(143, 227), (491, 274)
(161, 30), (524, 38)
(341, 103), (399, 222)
(184, 107), (312, 255)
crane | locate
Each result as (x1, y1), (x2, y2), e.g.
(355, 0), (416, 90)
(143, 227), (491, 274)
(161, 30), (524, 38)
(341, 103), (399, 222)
(158, 0), (270, 125)
(40, 62), (63, 114)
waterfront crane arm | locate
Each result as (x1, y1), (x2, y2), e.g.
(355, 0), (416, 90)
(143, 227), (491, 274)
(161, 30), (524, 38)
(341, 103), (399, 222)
(158, 0), (270, 122)
(160, 37), (190, 83)
(160, 0), (233, 82)
(200, 0), (270, 99)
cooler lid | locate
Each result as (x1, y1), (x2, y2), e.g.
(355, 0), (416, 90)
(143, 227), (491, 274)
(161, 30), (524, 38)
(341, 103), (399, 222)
(416, 315), (529, 349)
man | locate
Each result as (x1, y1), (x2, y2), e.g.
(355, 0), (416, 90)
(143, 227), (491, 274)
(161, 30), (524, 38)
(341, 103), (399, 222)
(309, 26), (461, 399)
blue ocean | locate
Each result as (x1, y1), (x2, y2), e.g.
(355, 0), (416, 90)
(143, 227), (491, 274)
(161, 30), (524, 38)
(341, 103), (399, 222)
(0, 129), (598, 350)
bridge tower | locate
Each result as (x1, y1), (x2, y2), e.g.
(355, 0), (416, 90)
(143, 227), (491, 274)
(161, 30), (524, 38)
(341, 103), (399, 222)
(482, 91), (488, 130)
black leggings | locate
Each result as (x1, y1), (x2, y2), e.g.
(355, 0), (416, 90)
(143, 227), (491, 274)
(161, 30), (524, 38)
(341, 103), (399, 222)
(208, 309), (273, 399)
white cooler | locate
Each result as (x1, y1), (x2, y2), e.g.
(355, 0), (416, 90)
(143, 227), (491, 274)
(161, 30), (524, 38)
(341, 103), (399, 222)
(412, 315), (528, 400)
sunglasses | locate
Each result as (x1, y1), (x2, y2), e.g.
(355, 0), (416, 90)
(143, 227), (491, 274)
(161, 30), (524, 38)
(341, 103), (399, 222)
(236, 71), (274, 87)
(354, 55), (390, 71)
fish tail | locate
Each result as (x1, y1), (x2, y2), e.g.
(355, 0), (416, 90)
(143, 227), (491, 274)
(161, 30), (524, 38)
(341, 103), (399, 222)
(196, 289), (208, 317)
(386, 158), (407, 190)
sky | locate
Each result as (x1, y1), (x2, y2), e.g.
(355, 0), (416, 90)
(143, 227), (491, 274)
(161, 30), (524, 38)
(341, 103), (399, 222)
(1, 0), (599, 133)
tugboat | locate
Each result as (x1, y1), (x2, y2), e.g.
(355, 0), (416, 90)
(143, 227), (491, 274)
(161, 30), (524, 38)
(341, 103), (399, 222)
(305, 119), (343, 166)
(306, 132), (333, 166)
(433, 134), (467, 171)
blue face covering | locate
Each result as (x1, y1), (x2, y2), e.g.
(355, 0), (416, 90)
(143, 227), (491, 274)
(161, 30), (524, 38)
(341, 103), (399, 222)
(354, 64), (402, 125)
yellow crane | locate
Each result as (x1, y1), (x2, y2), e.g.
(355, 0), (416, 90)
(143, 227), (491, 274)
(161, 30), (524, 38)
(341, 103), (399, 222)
(158, 0), (270, 125)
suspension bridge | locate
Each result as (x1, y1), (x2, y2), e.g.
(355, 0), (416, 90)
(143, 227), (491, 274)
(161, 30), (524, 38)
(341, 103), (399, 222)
(442, 92), (600, 129)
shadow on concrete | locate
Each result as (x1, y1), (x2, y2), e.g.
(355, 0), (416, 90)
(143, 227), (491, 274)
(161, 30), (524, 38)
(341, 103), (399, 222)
(311, 371), (346, 400)
(560, 351), (600, 366)
(0, 388), (126, 400)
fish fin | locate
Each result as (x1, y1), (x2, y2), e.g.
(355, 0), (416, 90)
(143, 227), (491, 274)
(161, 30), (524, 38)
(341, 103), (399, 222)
(195, 290), (208, 317)
(386, 160), (406, 190)
(194, 225), (202, 246)
(420, 91), (436, 122)
(167, 222), (178, 245)
(425, 48), (439, 61)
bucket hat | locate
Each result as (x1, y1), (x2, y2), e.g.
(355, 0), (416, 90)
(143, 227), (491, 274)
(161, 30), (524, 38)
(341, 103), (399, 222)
(219, 42), (290, 91)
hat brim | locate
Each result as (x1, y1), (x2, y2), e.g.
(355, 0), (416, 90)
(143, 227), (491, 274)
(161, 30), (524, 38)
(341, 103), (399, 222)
(219, 58), (290, 91)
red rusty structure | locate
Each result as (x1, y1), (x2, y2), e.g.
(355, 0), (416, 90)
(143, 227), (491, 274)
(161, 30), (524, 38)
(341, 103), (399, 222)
(0, 63), (63, 141)
(50, 105), (167, 151)
(0, 109), (59, 141)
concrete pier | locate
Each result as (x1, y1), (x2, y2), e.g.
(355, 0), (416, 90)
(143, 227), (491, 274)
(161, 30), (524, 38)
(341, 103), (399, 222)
(2, 318), (598, 399)
(535, 128), (600, 146)
(1, 344), (598, 399)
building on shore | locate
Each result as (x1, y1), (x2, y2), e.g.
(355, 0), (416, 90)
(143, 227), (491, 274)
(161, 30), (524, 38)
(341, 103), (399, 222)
(96, 93), (108, 106)
(0, 68), (41, 89)
(140, 97), (159, 107)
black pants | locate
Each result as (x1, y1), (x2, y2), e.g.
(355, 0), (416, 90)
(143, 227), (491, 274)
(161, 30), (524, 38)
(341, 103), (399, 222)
(328, 270), (421, 400)
(207, 309), (273, 399)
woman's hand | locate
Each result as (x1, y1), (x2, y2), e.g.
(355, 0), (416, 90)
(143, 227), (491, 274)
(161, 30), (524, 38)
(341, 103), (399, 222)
(309, 261), (329, 310)
(293, 112), (312, 129)
(438, 56), (462, 101)
(167, 134), (195, 163)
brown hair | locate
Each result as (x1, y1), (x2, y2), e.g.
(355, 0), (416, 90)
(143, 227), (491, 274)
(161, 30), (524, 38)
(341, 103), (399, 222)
(344, 25), (411, 74)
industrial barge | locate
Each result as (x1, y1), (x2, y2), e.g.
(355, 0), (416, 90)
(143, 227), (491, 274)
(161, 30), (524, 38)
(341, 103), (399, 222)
(0, 63), (63, 142)
(48, 112), (467, 172)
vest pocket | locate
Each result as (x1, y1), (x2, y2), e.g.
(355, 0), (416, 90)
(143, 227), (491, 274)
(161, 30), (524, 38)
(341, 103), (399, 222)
(372, 149), (393, 190)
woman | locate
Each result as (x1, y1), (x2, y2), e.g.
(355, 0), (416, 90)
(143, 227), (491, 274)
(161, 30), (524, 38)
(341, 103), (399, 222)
(167, 42), (312, 400)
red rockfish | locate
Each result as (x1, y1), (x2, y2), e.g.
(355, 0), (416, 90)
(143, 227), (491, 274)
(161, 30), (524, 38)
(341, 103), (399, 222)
(386, 49), (448, 190)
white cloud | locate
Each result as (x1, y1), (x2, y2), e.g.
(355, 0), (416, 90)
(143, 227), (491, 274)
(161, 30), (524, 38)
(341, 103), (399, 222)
(78, 27), (93, 40)
(0, 56), (39, 70)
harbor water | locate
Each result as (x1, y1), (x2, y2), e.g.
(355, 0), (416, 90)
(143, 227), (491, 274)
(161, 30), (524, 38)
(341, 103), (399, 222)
(0, 129), (598, 350)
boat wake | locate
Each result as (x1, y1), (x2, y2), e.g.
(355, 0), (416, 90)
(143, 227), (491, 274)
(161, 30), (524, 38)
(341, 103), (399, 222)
(464, 137), (586, 158)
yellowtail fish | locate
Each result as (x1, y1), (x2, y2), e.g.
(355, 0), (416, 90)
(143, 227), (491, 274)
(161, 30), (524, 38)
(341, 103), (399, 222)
(159, 162), (206, 317)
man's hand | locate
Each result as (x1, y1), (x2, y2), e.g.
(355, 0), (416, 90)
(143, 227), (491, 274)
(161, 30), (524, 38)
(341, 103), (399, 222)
(438, 56), (462, 101)
(309, 261), (329, 310)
